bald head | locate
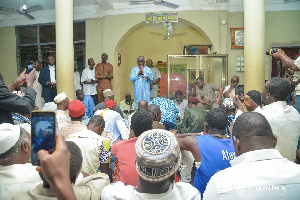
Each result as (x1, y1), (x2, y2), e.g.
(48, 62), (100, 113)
(232, 112), (276, 156)
(146, 104), (161, 121)
(138, 100), (148, 110)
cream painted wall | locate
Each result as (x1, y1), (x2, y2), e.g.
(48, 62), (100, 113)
(0, 26), (17, 85)
(92, 10), (227, 103)
(0, 10), (299, 104)
(115, 25), (210, 103)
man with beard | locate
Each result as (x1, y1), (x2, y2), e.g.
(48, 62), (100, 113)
(119, 92), (135, 120)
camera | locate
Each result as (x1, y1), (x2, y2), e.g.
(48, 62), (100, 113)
(266, 48), (278, 55)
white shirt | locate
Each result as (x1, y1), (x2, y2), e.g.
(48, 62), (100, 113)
(174, 99), (188, 125)
(0, 163), (42, 200)
(203, 149), (300, 200)
(81, 67), (97, 95)
(33, 71), (45, 110)
(66, 130), (107, 175)
(49, 65), (56, 83)
(223, 85), (235, 98)
(254, 101), (300, 161)
(74, 71), (82, 91)
(293, 57), (300, 95)
(55, 109), (71, 131)
(150, 67), (161, 98)
(101, 181), (200, 200)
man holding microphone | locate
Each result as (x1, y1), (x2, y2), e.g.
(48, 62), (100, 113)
(130, 56), (154, 110)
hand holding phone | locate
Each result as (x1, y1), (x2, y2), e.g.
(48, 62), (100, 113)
(31, 111), (56, 166)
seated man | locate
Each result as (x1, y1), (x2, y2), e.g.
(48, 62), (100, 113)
(203, 112), (300, 199)
(174, 90), (189, 125)
(150, 97), (179, 130)
(94, 100), (128, 143)
(222, 98), (236, 135)
(245, 90), (262, 111)
(13, 141), (110, 200)
(119, 92), (135, 120)
(76, 89), (95, 118)
(112, 110), (153, 186)
(54, 92), (71, 130)
(176, 97), (205, 134)
(196, 76), (223, 110)
(223, 75), (239, 98)
(93, 89), (124, 118)
(146, 104), (166, 129)
(0, 124), (42, 200)
(59, 100), (87, 139)
(66, 115), (110, 175)
(177, 108), (236, 198)
(102, 129), (200, 199)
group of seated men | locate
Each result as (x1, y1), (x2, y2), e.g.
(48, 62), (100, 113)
(0, 49), (300, 199)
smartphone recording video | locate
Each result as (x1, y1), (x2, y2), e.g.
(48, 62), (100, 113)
(31, 111), (56, 166)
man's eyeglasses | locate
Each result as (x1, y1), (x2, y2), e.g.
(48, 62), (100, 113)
(231, 79), (238, 83)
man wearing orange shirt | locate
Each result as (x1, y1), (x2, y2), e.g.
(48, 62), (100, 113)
(95, 53), (113, 103)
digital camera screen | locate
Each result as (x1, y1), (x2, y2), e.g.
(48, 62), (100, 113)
(31, 114), (56, 166)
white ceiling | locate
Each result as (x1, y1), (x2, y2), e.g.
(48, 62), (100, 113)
(0, 0), (299, 27)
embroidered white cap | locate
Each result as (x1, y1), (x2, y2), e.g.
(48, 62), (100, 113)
(17, 123), (31, 135)
(0, 123), (21, 154)
(54, 92), (67, 104)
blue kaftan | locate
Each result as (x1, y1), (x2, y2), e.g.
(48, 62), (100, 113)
(130, 66), (154, 110)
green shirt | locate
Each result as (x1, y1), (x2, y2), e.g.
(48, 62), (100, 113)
(176, 107), (205, 134)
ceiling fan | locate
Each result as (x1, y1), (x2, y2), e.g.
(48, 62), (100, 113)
(150, 22), (187, 40)
(129, 0), (179, 9)
(0, 0), (43, 20)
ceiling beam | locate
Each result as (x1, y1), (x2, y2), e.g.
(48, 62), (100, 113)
(94, 0), (114, 10)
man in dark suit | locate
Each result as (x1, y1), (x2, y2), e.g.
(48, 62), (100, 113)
(38, 56), (57, 103)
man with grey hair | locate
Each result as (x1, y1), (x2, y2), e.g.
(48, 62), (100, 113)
(0, 123), (42, 200)
(54, 92), (71, 131)
(93, 89), (124, 118)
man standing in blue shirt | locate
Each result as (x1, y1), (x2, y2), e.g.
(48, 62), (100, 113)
(130, 56), (154, 110)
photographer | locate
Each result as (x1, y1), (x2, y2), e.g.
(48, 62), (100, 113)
(271, 49), (300, 114)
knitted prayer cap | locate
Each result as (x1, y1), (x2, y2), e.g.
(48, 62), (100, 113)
(54, 92), (67, 104)
(188, 97), (198, 104)
(105, 100), (116, 108)
(137, 56), (145, 61)
(103, 89), (114, 98)
(135, 129), (181, 183)
(0, 123), (20, 154)
(223, 98), (235, 110)
(68, 100), (85, 118)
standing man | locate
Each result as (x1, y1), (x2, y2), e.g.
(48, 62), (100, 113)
(81, 58), (98, 106)
(147, 59), (161, 99)
(196, 76), (223, 110)
(32, 61), (45, 110)
(95, 53), (113, 104)
(223, 75), (239, 98)
(38, 55), (57, 103)
(73, 61), (82, 92)
(130, 56), (154, 110)
(271, 49), (300, 113)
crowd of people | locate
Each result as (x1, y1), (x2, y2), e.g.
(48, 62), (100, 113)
(0, 50), (300, 199)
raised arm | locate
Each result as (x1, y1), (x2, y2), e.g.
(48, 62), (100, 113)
(130, 67), (139, 82)
(272, 49), (300, 71)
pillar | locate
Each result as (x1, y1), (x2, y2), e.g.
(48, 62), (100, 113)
(55, 0), (74, 100)
(244, 0), (265, 93)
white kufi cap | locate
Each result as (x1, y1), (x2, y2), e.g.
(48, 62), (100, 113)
(0, 123), (21, 154)
(54, 92), (67, 104)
